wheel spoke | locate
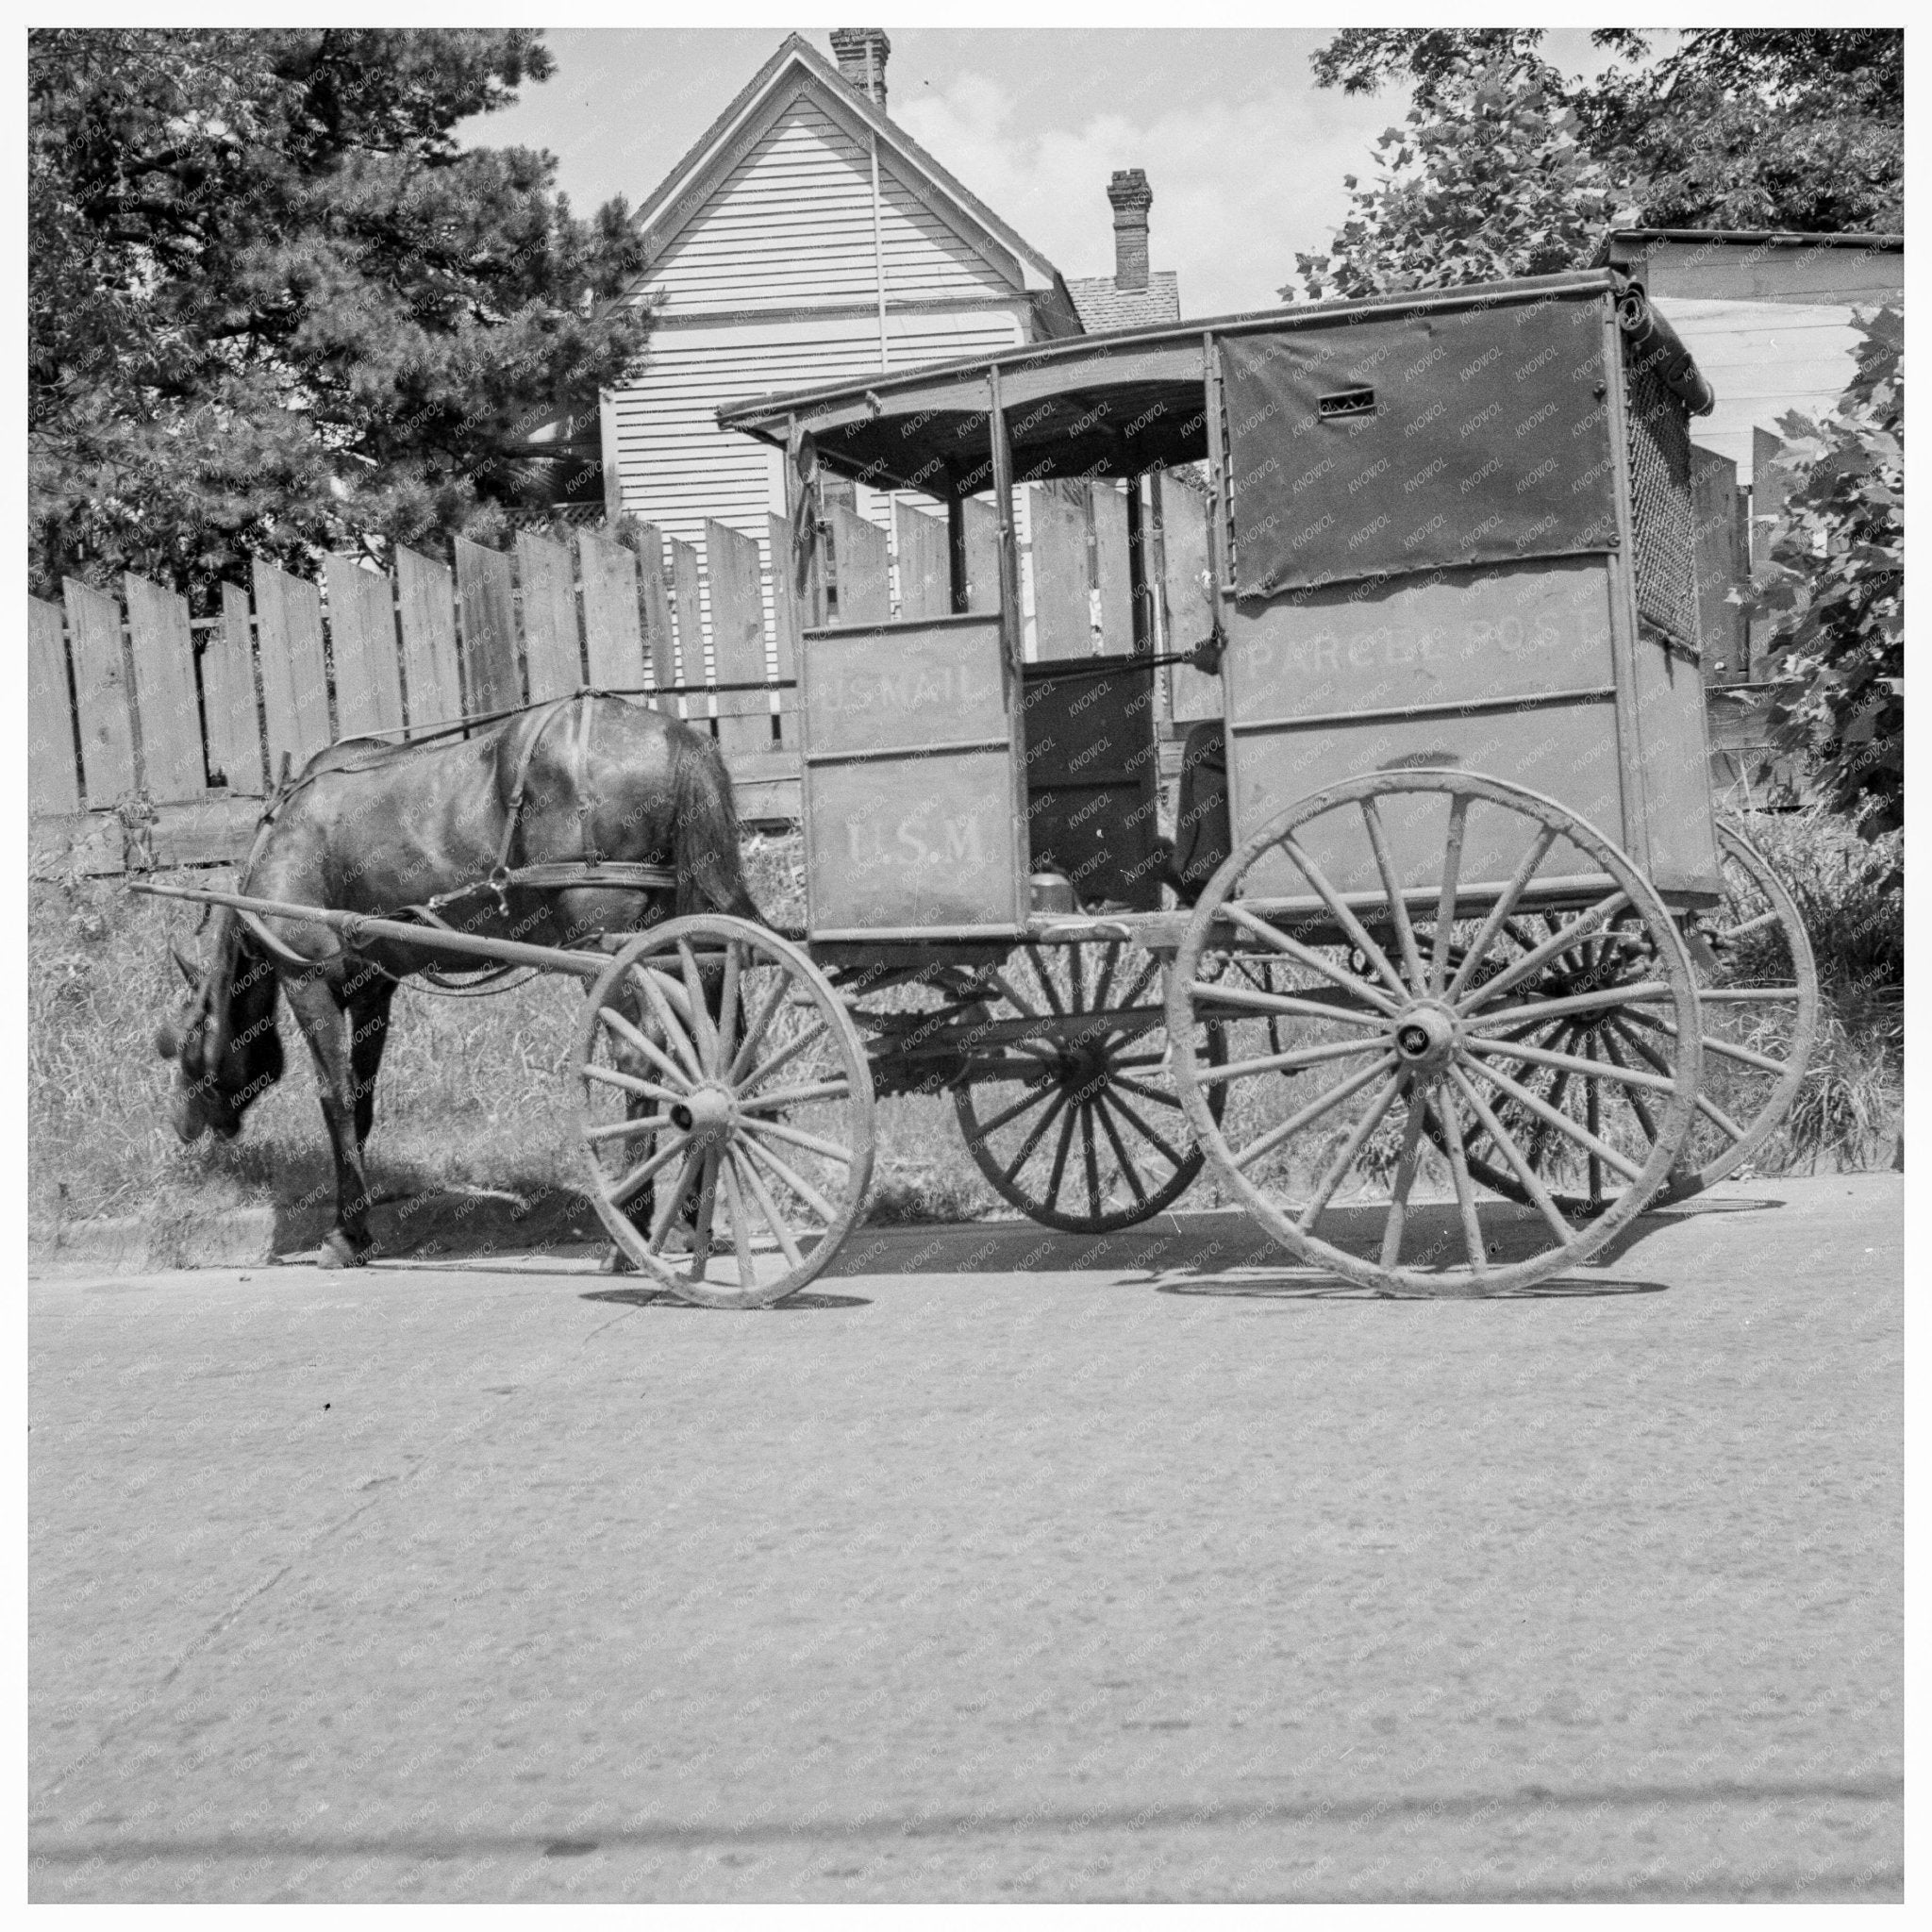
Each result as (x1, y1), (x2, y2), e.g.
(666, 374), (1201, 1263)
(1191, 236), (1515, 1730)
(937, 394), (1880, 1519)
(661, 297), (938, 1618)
(739, 1129), (839, 1225)
(585, 1111), (676, 1143)
(970, 1079), (1058, 1140)
(721, 1153), (758, 1289)
(1583, 1035), (1604, 1205)
(1079, 1102), (1103, 1219)
(1447, 1065), (1576, 1247)
(1624, 1008), (1788, 1075)
(1107, 1073), (1183, 1111)
(684, 1145), (723, 1280)
(1298, 1073), (1403, 1235)
(606, 1130), (695, 1208)
(741, 1015), (829, 1095)
(986, 966), (1045, 1021)
(648, 1142), (704, 1247)
(1231, 1053), (1399, 1174)
(741, 1114), (856, 1166)
(1000, 1086), (1070, 1182)
(731, 1147), (805, 1270)
(716, 939), (742, 1072)
(1464, 982), (1675, 1033)
(1463, 1033), (1678, 1094)
(679, 940), (720, 1072)
(1380, 1082), (1430, 1270)
(1443, 825), (1561, 1003)
(585, 1058), (683, 1102)
(596, 1006), (691, 1091)
(1696, 987), (1807, 1004)
(1101, 1086), (1187, 1174)
(1113, 955), (1162, 1013)
(1092, 1095), (1150, 1205)
(1198, 1034), (1391, 1085)
(1045, 1101), (1079, 1208)
(1455, 891), (1633, 1014)
(1429, 793), (1470, 994)
(1429, 1083), (1489, 1274)
(630, 964), (704, 1081)
(1358, 795), (1427, 992)
(1189, 978), (1390, 1028)
(727, 974), (791, 1083)
(1462, 1058), (1647, 1184)
(737, 1079), (852, 1111)
(1596, 1026), (1661, 1144)
(1277, 832), (1408, 998)
(1027, 947), (1066, 1017)
(1221, 903), (1401, 1015)
(1715, 907), (1784, 944)
(1091, 941), (1123, 1012)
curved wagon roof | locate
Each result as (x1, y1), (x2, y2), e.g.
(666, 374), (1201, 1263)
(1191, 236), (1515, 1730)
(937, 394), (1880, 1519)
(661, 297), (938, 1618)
(716, 269), (1712, 497)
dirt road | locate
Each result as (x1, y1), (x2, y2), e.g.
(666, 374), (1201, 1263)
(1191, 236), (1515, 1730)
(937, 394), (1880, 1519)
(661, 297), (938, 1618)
(30, 1174), (1903, 1901)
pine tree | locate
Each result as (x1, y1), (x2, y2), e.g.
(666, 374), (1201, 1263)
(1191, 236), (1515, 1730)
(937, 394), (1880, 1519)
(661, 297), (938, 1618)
(29, 28), (651, 600)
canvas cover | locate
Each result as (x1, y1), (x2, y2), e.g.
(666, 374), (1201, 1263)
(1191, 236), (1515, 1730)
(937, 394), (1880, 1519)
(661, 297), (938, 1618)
(1219, 294), (1620, 599)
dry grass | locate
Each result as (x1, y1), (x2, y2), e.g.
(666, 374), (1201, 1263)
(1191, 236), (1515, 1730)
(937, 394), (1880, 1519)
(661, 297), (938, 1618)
(28, 810), (1902, 1257)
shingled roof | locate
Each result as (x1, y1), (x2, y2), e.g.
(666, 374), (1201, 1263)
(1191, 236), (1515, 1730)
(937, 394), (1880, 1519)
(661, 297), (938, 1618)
(1063, 271), (1182, 334)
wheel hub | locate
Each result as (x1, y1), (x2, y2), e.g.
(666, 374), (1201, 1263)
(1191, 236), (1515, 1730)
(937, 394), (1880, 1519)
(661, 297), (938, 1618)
(670, 1085), (733, 1138)
(1390, 1001), (1458, 1074)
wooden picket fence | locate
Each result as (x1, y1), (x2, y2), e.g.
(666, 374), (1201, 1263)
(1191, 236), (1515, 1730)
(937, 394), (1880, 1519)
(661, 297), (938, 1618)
(28, 517), (808, 877)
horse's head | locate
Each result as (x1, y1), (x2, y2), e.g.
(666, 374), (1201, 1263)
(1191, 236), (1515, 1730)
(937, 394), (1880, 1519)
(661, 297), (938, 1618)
(155, 915), (286, 1141)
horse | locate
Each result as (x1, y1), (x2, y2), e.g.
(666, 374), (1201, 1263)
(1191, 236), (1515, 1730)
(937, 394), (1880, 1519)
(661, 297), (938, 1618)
(155, 693), (762, 1267)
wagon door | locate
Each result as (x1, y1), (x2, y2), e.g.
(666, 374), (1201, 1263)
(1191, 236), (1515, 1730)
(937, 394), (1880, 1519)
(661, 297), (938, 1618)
(798, 611), (1026, 940)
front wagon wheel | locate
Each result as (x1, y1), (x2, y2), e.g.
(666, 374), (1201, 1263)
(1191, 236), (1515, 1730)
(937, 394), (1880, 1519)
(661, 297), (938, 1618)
(1166, 771), (1703, 1296)
(575, 916), (875, 1307)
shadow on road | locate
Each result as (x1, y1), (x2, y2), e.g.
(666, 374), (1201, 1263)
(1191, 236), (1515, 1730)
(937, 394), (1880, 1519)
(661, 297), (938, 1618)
(580, 1287), (872, 1311)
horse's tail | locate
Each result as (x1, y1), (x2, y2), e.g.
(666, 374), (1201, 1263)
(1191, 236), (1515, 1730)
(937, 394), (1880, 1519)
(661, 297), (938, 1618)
(670, 724), (764, 923)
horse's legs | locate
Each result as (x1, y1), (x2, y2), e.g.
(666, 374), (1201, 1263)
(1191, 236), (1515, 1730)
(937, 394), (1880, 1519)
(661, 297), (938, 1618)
(345, 968), (396, 1148)
(284, 973), (380, 1266)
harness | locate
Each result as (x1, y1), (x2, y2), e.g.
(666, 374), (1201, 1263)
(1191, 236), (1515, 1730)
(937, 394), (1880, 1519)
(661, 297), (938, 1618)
(225, 693), (678, 992)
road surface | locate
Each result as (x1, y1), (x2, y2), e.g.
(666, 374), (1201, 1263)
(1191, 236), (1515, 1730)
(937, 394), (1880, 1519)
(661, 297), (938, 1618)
(30, 1174), (1903, 1901)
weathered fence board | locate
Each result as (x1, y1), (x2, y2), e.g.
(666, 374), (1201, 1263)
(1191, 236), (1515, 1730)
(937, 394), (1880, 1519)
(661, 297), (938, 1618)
(395, 546), (461, 730)
(29, 595), (80, 814)
(707, 520), (772, 760)
(1029, 483), (1091, 660)
(208, 583), (266, 794)
(767, 514), (801, 729)
(895, 501), (950, 621)
(456, 535), (523, 715)
(64, 576), (138, 802)
(635, 525), (676, 691)
(253, 559), (331, 772)
(962, 496), (1001, 614)
(1691, 446), (1747, 682)
(669, 537), (706, 695)
(830, 505), (891, 625)
(516, 531), (582, 701)
(124, 574), (205, 800)
(325, 555), (404, 740)
(578, 529), (646, 691)
(1094, 483), (1132, 657)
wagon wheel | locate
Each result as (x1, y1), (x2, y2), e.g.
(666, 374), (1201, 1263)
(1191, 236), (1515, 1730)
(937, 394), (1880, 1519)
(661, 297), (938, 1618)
(575, 915), (875, 1308)
(1450, 817), (1819, 1209)
(1166, 771), (1703, 1296)
(953, 940), (1226, 1232)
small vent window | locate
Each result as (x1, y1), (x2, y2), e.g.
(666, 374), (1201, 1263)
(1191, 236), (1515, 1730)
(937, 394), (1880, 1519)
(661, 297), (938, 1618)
(1317, 386), (1376, 422)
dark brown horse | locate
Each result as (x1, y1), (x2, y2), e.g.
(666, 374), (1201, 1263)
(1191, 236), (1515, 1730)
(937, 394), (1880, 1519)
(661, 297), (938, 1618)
(157, 694), (761, 1265)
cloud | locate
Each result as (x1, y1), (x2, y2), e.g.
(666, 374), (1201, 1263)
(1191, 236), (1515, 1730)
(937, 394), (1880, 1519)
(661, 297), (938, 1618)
(895, 72), (1397, 318)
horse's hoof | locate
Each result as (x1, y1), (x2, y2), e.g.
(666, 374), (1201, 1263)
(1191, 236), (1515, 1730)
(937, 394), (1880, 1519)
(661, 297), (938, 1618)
(318, 1230), (372, 1270)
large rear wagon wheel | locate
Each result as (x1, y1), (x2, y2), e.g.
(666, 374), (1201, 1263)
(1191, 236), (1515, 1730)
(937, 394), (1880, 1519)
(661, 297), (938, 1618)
(1167, 772), (1703, 1296)
(575, 916), (874, 1307)
(952, 940), (1225, 1233)
(1455, 818), (1819, 1209)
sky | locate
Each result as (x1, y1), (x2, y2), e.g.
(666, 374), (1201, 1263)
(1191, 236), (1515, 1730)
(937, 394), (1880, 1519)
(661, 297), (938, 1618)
(456, 27), (1630, 319)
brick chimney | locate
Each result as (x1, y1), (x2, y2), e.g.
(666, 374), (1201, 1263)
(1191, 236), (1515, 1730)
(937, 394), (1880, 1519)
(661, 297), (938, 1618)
(830, 27), (891, 111)
(1108, 168), (1153, 293)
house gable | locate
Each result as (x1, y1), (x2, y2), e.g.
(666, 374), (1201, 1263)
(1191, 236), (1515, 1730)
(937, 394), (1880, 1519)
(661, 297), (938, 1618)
(639, 81), (1025, 317)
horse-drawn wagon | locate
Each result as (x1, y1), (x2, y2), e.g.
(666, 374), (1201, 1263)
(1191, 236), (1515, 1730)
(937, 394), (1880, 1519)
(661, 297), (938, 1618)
(147, 268), (1816, 1304)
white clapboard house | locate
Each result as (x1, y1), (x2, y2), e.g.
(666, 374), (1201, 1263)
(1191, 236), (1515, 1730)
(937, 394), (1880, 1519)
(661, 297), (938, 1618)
(586, 28), (1181, 672)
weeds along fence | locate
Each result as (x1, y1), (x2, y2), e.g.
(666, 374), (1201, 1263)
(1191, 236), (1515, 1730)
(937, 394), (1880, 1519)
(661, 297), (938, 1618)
(28, 519), (808, 876)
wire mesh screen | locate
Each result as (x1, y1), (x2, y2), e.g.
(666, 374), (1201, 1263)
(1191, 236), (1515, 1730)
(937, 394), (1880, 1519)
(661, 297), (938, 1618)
(1623, 348), (1699, 648)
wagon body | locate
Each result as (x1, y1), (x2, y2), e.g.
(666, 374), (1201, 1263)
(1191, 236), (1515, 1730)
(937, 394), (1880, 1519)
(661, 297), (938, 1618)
(720, 269), (1724, 945)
